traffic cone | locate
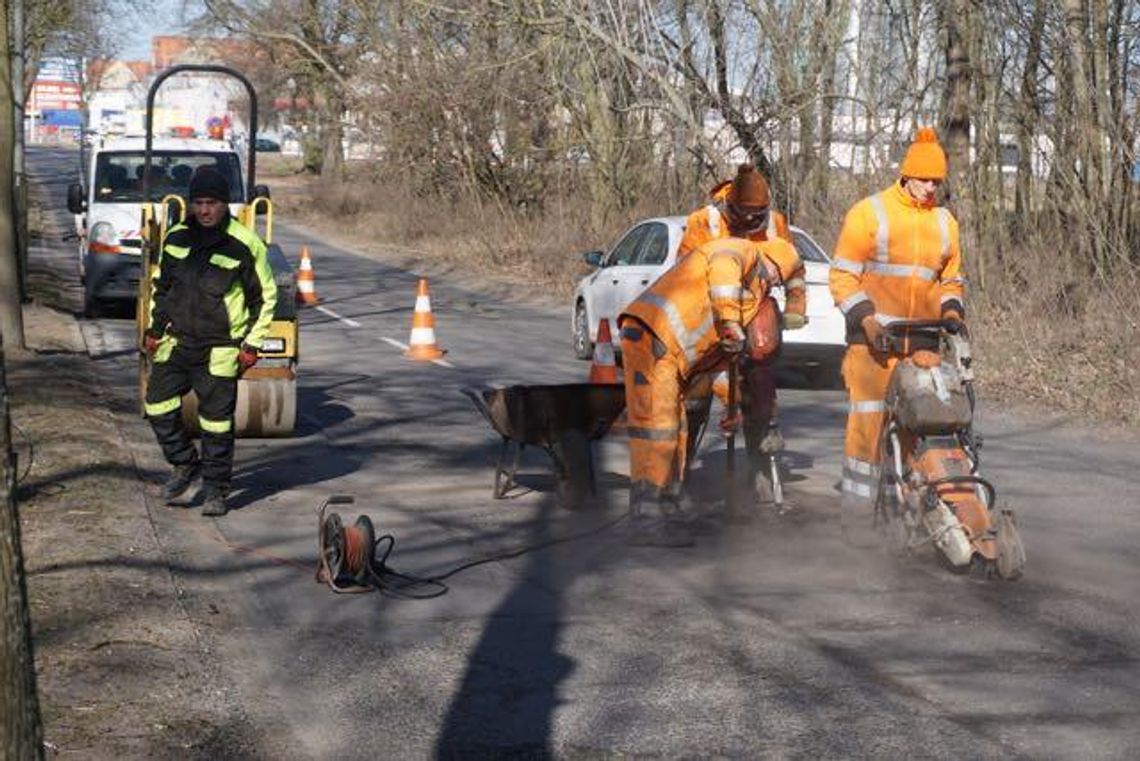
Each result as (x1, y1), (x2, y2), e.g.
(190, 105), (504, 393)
(295, 246), (319, 306)
(589, 318), (621, 384)
(405, 278), (446, 360)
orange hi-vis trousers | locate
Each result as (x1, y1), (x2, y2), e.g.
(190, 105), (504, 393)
(620, 320), (689, 494)
(840, 343), (900, 511)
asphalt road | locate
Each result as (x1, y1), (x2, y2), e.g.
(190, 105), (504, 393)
(28, 147), (1140, 759)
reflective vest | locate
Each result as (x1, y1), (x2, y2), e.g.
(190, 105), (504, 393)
(677, 186), (806, 317)
(829, 182), (966, 341)
(620, 236), (794, 376)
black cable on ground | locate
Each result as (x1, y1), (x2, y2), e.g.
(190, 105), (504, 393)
(366, 511), (631, 600)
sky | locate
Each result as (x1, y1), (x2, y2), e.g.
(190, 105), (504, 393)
(117, 0), (201, 61)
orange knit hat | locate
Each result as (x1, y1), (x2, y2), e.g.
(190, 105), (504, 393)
(900, 127), (947, 180)
(729, 163), (771, 208)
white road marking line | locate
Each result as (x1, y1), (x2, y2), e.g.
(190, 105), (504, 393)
(381, 336), (455, 368)
(316, 305), (361, 328)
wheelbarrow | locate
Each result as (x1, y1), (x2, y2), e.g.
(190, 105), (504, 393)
(463, 383), (626, 508)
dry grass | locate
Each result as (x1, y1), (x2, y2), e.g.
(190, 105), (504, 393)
(263, 161), (668, 303)
(970, 258), (1140, 427)
(263, 163), (1140, 428)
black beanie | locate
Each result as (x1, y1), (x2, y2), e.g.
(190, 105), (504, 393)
(188, 166), (231, 202)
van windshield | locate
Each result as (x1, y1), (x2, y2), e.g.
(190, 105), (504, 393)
(92, 151), (244, 203)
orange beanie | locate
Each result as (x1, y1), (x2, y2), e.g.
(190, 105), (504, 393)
(900, 127), (947, 180)
(729, 164), (771, 208)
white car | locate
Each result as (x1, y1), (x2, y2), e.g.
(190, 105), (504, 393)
(570, 216), (846, 386)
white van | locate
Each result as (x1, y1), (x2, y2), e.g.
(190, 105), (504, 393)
(67, 137), (247, 316)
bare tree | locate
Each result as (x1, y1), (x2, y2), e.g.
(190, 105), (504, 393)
(0, 1), (41, 752)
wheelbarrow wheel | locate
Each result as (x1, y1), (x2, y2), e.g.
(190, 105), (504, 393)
(552, 428), (594, 510)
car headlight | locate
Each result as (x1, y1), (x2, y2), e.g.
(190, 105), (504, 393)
(89, 221), (120, 253)
(259, 337), (286, 353)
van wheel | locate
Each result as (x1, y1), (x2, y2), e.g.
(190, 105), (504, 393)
(573, 301), (593, 360)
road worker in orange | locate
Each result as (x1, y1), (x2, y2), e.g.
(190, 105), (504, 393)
(677, 163), (807, 465)
(829, 127), (967, 526)
(619, 234), (802, 546)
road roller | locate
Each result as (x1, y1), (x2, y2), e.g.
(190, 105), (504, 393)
(135, 64), (298, 437)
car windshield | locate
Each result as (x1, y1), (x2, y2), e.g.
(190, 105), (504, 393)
(791, 230), (830, 264)
(92, 151), (244, 203)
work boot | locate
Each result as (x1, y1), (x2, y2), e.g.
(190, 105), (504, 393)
(162, 460), (201, 502)
(626, 484), (695, 548)
(200, 486), (229, 517)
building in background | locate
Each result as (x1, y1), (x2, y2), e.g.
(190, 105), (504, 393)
(29, 57), (83, 143)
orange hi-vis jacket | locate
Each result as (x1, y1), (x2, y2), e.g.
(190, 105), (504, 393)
(677, 183), (806, 318)
(830, 182), (966, 341)
(620, 236), (793, 377)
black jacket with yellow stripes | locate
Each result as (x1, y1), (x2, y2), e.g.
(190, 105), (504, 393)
(148, 213), (278, 350)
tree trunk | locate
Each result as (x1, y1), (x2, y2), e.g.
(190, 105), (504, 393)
(0, 0), (24, 351)
(938, 0), (972, 199)
(815, 0), (846, 203)
(10, 0), (26, 303)
(1062, 0), (1102, 268)
(1014, 0), (1046, 223)
(320, 88), (344, 183)
(0, 334), (42, 759)
(0, 12), (41, 733)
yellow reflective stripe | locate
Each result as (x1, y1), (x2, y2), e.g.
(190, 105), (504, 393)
(628, 425), (681, 441)
(706, 205), (721, 237)
(841, 478), (873, 498)
(709, 285), (743, 300)
(936, 207), (952, 265)
(163, 243), (190, 259)
(832, 258), (864, 275)
(210, 253), (240, 269)
(152, 335), (177, 363)
(227, 219), (278, 347)
(637, 292), (710, 365)
(839, 291), (870, 314)
(223, 284), (249, 340)
(209, 346), (240, 377)
(869, 195), (890, 262)
(145, 396), (181, 416)
(866, 262), (938, 281)
(199, 416), (232, 434)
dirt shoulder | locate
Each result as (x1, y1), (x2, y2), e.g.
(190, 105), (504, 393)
(15, 148), (267, 758)
(14, 305), (265, 759)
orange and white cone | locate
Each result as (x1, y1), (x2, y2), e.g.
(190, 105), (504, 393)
(296, 246), (319, 306)
(405, 278), (446, 360)
(588, 318), (621, 384)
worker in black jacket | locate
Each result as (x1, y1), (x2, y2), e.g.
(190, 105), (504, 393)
(143, 166), (277, 516)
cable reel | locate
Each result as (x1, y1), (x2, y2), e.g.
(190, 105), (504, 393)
(317, 495), (384, 593)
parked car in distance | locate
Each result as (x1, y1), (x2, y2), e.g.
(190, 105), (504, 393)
(571, 216), (846, 387)
(255, 137), (281, 152)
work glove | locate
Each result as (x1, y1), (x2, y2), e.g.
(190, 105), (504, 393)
(719, 321), (746, 355)
(238, 343), (259, 375)
(943, 310), (968, 337)
(783, 313), (808, 331)
(862, 315), (887, 353)
(143, 331), (162, 357)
